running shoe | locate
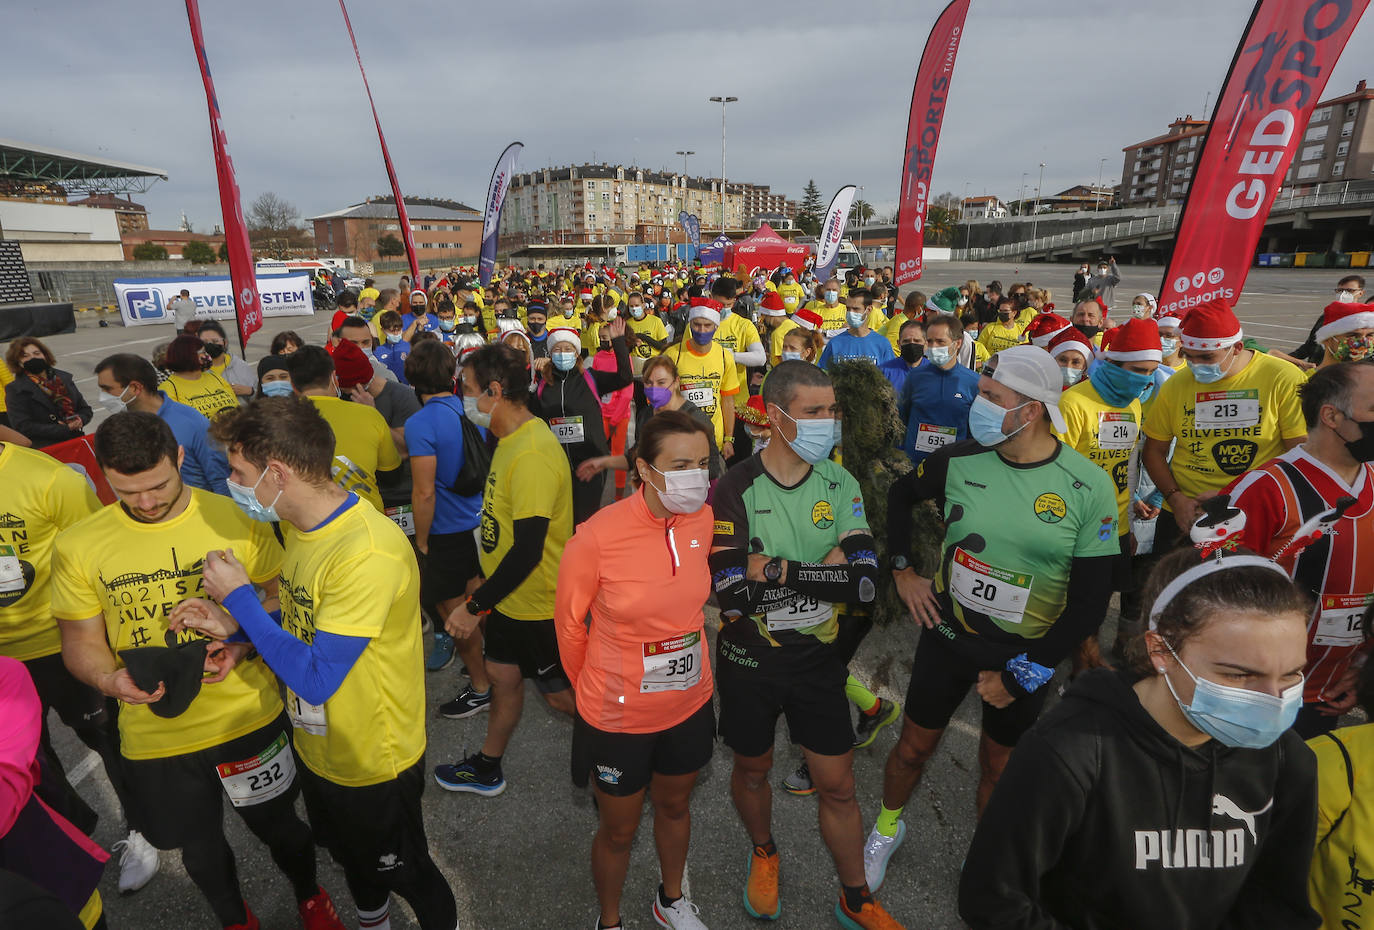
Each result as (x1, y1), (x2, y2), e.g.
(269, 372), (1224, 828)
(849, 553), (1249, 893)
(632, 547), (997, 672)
(834, 894), (905, 929)
(223, 906), (260, 930)
(781, 762), (815, 796)
(113, 829), (159, 893)
(853, 699), (901, 749)
(426, 632), (455, 671)
(863, 822), (906, 892)
(298, 886), (347, 930)
(653, 889), (708, 929)
(743, 845), (780, 920)
(434, 754), (506, 796)
(439, 685), (491, 719)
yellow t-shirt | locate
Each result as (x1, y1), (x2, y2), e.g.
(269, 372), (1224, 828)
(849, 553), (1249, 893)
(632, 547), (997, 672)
(819, 304), (848, 341)
(770, 318), (799, 364)
(882, 312), (921, 352)
(581, 321), (603, 355)
(714, 313), (763, 384)
(1057, 380), (1142, 532)
(163, 371), (239, 421)
(1143, 351), (1307, 506)
(977, 319), (1029, 355)
(1307, 723), (1373, 929)
(279, 496), (424, 786)
(552, 307), (584, 332)
(627, 313), (668, 358)
(669, 340), (740, 448)
(776, 282), (805, 314)
(865, 307), (888, 333)
(306, 395), (401, 512)
(51, 490), (284, 760)
(0, 443), (101, 660)
(0, 363), (13, 414)
(478, 416), (573, 620)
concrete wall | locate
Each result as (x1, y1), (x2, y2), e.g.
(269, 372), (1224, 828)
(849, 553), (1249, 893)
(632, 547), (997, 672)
(0, 201), (124, 263)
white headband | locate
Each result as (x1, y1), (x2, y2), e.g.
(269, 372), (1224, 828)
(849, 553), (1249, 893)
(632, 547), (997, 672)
(687, 305), (721, 326)
(1147, 555), (1290, 630)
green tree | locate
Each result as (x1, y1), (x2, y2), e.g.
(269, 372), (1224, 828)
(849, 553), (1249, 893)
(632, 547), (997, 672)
(218, 242), (230, 262)
(132, 242), (169, 261)
(376, 233), (406, 257)
(849, 199), (876, 225)
(796, 179), (823, 236)
(925, 205), (956, 246)
(182, 240), (216, 263)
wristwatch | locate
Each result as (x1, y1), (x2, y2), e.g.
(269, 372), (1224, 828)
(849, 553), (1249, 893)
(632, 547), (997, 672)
(891, 554), (911, 572)
(763, 557), (783, 583)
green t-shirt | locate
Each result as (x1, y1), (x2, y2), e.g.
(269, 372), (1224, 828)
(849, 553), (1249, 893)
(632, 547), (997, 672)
(711, 456), (870, 648)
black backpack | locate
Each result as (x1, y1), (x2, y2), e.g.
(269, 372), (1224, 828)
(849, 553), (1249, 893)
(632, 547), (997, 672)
(437, 400), (491, 498)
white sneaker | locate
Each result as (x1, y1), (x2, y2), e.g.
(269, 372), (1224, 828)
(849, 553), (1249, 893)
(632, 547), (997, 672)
(863, 821), (906, 892)
(113, 830), (159, 893)
(653, 892), (708, 930)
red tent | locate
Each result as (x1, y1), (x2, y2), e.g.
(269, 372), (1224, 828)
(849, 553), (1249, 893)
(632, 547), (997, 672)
(723, 224), (811, 276)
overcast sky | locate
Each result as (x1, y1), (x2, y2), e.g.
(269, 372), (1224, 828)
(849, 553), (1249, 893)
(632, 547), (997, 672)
(8, 0), (1374, 231)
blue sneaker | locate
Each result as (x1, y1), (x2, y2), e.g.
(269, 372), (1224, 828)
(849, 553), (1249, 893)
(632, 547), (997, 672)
(434, 754), (506, 796)
(426, 632), (455, 672)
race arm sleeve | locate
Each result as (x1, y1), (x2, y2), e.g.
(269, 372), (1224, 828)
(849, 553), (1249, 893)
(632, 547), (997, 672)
(783, 531), (878, 605)
(553, 529), (599, 690)
(220, 586), (369, 706)
(732, 340), (766, 368)
(468, 517), (549, 614)
(709, 473), (765, 616)
(887, 448), (951, 564)
(1003, 554), (1115, 699)
(588, 336), (633, 393)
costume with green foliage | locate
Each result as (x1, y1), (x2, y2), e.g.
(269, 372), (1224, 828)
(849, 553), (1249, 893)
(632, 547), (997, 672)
(831, 359), (944, 626)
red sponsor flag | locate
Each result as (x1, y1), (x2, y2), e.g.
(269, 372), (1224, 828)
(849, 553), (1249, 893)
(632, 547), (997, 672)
(895, 0), (972, 287)
(42, 436), (117, 505)
(184, 0), (260, 354)
(1159, 0), (1368, 316)
(338, 0), (420, 284)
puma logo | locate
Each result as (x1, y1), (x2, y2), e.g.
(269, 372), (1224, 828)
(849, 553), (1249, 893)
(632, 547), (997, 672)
(1212, 793), (1272, 843)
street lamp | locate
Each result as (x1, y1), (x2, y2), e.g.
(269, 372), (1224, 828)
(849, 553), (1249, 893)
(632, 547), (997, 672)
(856, 185), (865, 253)
(1096, 157), (1108, 213)
(676, 150), (695, 177)
(1031, 162), (1046, 241)
(1019, 172), (1028, 215)
(709, 95), (738, 236)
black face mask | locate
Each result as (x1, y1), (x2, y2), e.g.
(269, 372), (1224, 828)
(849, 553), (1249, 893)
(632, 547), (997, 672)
(1074, 324), (1101, 340)
(202, 343), (225, 359)
(1343, 416), (1374, 463)
(901, 343), (924, 365)
(21, 357), (48, 375)
(528, 321), (545, 334)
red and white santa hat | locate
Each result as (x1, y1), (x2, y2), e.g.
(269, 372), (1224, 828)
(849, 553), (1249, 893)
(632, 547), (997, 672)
(1180, 298), (1243, 351)
(1025, 312), (1071, 348)
(579, 288), (594, 303)
(1047, 327), (1094, 362)
(687, 296), (722, 326)
(792, 307), (823, 332)
(548, 327), (581, 350)
(1103, 317), (1162, 363)
(1315, 299), (1374, 343)
(759, 291), (786, 316)
(1156, 309), (1184, 333)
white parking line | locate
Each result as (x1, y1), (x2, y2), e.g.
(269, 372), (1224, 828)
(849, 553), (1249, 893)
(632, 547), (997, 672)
(67, 750), (101, 787)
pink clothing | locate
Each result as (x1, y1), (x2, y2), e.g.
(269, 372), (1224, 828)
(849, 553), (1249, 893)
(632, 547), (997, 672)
(592, 349), (633, 424)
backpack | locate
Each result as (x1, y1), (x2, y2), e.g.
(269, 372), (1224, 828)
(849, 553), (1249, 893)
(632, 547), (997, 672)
(436, 399), (491, 498)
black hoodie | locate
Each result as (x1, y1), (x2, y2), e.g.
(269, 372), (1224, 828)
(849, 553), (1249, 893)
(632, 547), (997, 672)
(958, 669), (1319, 930)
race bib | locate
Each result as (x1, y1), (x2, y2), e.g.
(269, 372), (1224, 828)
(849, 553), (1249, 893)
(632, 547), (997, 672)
(384, 504), (415, 536)
(286, 689), (327, 736)
(0, 545), (24, 593)
(215, 731), (296, 808)
(948, 547), (1033, 624)
(916, 423), (957, 453)
(550, 416), (585, 444)
(640, 631), (703, 692)
(1194, 390), (1260, 430)
(765, 594), (832, 631)
(1314, 593), (1371, 647)
(681, 385), (714, 408)
(1096, 412), (1138, 451)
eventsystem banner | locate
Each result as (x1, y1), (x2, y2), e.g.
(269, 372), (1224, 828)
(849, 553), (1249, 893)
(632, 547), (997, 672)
(113, 273), (314, 328)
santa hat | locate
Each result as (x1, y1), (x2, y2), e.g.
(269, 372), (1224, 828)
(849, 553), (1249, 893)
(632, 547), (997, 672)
(1102, 317), (1162, 363)
(687, 296), (722, 326)
(409, 289), (428, 304)
(1025, 312), (1071, 348)
(737, 394), (769, 427)
(1315, 299), (1374, 343)
(579, 289), (594, 303)
(1156, 309), (1184, 333)
(792, 307), (823, 332)
(1095, 296), (1110, 319)
(1180, 298), (1243, 351)
(548, 327), (581, 350)
(759, 291), (786, 316)
(1047, 327), (1094, 362)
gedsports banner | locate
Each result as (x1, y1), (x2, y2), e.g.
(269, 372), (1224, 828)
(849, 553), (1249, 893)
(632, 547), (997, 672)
(113, 274), (314, 328)
(814, 185), (857, 282)
(479, 142), (523, 286)
(185, 0), (261, 353)
(338, 0), (420, 284)
(1160, 0), (1368, 316)
(895, 0), (972, 287)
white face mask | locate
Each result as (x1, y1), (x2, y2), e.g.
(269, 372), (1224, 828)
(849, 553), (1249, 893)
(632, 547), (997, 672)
(1337, 290), (1358, 304)
(645, 464), (710, 514)
(98, 385), (134, 415)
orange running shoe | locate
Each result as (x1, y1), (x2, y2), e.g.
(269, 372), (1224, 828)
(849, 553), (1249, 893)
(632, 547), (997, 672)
(743, 844), (781, 920)
(835, 893), (905, 929)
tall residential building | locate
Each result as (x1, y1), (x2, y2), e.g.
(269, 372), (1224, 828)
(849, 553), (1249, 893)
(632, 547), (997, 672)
(1120, 79), (1374, 208)
(309, 197), (482, 264)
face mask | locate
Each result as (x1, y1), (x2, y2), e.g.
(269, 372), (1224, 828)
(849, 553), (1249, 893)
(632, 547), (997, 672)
(1162, 645), (1302, 749)
(605, 308), (619, 321)
(226, 469), (282, 523)
(691, 328), (716, 347)
(463, 392), (493, 429)
(824, 291), (839, 305)
(749, 431), (770, 452)
(864, 277), (876, 288)
(1073, 324), (1100, 340)
(439, 318), (457, 331)
(411, 304), (427, 315)
(776, 406), (836, 464)
(203, 343), (225, 359)
(98, 385), (133, 415)
(552, 351), (578, 372)
(926, 345), (954, 367)
(1341, 413), (1374, 463)
(528, 321), (546, 334)
(1188, 353), (1234, 384)
(21, 357), (48, 375)
(646, 464), (710, 514)
(360, 306), (377, 322)
(781, 351), (803, 362)
(1160, 336), (1179, 357)
(846, 310), (866, 329)
(1061, 365), (1085, 387)
(957, 296), (968, 307)
(1132, 304), (1153, 320)
(385, 332), (402, 344)
(968, 394), (1032, 448)
(630, 306), (644, 320)
(644, 385), (672, 408)
(900, 344), (924, 365)
(261, 380), (293, 398)
(1090, 362), (1154, 408)
(1097, 268), (1108, 277)
(1337, 290), (1358, 304)
(563, 307), (575, 318)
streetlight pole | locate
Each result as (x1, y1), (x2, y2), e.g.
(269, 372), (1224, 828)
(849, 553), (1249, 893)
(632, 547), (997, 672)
(1019, 173), (1028, 215)
(676, 150), (695, 178)
(856, 184), (865, 253)
(1096, 157), (1107, 213)
(1031, 162), (1046, 241)
(709, 96), (737, 236)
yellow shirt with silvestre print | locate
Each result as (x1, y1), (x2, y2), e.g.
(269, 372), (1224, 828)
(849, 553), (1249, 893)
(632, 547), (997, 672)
(775, 282), (805, 314)
(669, 339), (740, 448)
(714, 313), (763, 385)
(819, 304), (848, 341)
(163, 370), (239, 421)
(627, 313), (668, 358)
(306, 395), (401, 513)
(977, 318), (1029, 355)
(1057, 380), (1141, 533)
(279, 497), (424, 787)
(0, 443), (101, 660)
(1144, 351), (1307, 507)
(51, 490), (283, 760)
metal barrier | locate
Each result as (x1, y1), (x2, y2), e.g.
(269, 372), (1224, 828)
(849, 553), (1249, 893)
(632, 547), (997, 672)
(25, 266), (215, 313)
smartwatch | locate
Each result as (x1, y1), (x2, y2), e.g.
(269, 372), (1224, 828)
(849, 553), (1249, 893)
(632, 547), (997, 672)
(763, 557), (783, 583)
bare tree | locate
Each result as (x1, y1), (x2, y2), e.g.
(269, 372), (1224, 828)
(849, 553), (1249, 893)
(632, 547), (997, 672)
(247, 192), (307, 259)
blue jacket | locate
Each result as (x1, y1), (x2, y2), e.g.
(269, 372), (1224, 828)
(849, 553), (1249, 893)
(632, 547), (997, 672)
(880, 356), (917, 396)
(373, 340), (411, 384)
(898, 361), (980, 467)
(156, 393), (230, 495)
(818, 330), (894, 371)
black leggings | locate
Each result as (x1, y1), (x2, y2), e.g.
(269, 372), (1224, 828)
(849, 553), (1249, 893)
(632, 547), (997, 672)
(181, 805), (317, 926)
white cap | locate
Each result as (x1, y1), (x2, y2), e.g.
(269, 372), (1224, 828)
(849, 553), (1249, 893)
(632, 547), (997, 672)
(988, 345), (1067, 433)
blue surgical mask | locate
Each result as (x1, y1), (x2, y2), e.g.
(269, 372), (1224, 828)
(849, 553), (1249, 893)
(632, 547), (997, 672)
(691, 328), (716, 347)
(463, 393), (492, 429)
(1061, 366), (1085, 388)
(260, 380), (293, 398)
(385, 332), (402, 344)
(1160, 336), (1179, 357)
(776, 406), (836, 464)
(1089, 362), (1154, 408)
(226, 469), (282, 523)
(926, 345), (954, 367)
(846, 310), (866, 329)
(552, 351), (578, 372)
(1189, 356), (1233, 384)
(781, 351), (803, 362)
(968, 394), (1031, 448)
(439, 318), (457, 331)
(1163, 644), (1303, 749)
(824, 291), (839, 305)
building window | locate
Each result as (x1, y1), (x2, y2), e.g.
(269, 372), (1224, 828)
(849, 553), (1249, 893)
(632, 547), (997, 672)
(1306, 124), (1329, 142)
(1348, 103), (1359, 117)
(1337, 140), (1350, 157)
(1312, 106), (1332, 122)
(1302, 144), (1325, 161)
(1333, 161), (1346, 176)
(1297, 163), (1320, 180)
(1342, 119), (1355, 138)
(587, 213), (596, 225)
(602, 181), (610, 190)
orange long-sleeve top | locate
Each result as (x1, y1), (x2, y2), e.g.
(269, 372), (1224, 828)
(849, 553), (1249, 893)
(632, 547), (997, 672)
(554, 488), (714, 733)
